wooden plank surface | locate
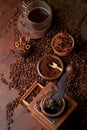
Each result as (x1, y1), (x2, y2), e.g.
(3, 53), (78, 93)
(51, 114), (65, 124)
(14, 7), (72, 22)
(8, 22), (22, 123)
(0, 1), (87, 130)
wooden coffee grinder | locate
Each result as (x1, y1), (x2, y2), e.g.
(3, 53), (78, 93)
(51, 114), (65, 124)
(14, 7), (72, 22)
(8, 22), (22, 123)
(20, 64), (77, 130)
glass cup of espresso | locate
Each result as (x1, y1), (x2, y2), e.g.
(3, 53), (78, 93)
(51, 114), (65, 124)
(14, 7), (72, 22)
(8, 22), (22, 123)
(20, 1), (52, 39)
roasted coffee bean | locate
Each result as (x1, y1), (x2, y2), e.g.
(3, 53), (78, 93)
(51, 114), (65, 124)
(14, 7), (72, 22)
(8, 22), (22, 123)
(8, 126), (10, 130)
(1, 76), (8, 85)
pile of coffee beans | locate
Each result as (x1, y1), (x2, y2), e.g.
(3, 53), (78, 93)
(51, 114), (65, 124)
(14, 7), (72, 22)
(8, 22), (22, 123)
(65, 42), (87, 115)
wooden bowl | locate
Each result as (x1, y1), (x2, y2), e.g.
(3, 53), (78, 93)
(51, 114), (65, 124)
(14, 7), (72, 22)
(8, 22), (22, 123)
(51, 33), (74, 56)
(37, 55), (64, 80)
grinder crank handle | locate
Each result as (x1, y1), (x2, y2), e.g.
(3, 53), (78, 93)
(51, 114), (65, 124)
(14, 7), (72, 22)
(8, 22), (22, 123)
(54, 64), (75, 102)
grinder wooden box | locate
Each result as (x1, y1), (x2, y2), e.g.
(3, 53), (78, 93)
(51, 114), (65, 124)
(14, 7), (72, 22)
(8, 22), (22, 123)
(20, 81), (77, 130)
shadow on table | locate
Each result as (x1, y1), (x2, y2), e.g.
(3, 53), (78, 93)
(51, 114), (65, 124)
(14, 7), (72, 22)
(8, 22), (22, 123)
(59, 111), (87, 130)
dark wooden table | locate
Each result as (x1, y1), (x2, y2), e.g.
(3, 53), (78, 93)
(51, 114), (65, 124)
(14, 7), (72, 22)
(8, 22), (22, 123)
(0, 1), (87, 130)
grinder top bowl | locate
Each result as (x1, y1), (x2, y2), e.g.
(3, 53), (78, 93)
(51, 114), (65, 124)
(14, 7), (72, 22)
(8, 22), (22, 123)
(40, 94), (65, 117)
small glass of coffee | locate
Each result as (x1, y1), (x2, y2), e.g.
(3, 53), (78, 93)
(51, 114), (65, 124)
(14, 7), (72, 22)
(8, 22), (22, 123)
(20, 1), (52, 39)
